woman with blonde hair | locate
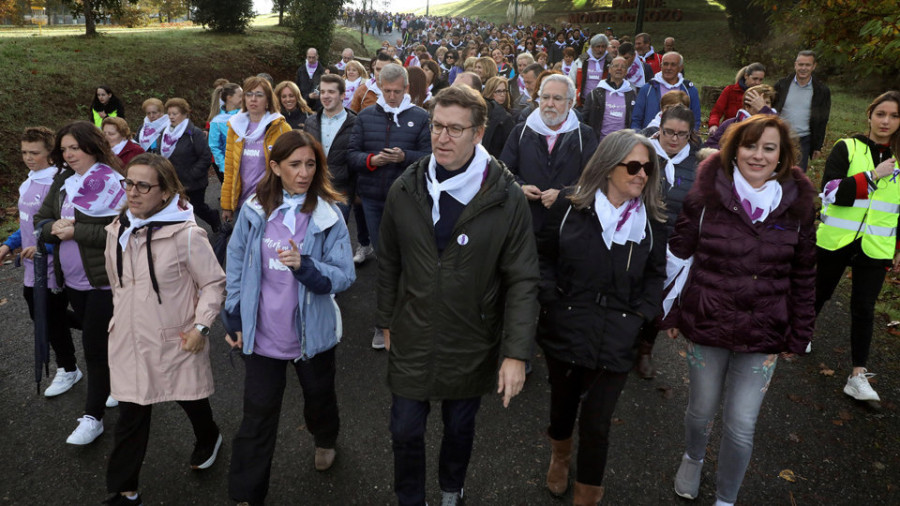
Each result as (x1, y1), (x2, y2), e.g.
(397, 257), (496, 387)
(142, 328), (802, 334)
(474, 56), (498, 84)
(274, 80), (314, 130)
(481, 76), (514, 157)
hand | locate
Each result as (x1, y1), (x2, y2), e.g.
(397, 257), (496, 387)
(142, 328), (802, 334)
(707, 125), (718, 136)
(666, 328), (680, 339)
(20, 246), (36, 260)
(222, 210), (234, 223)
(811, 150), (822, 160)
(50, 219), (75, 241)
(744, 89), (766, 114)
(497, 358), (526, 408)
(278, 239), (302, 270)
(383, 328), (391, 351)
(370, 153), (388, 167)
(225, 330), (243, 349)
(180, 328), (206, 353)
(0, 245), (9, 264)
(540, 188), (560, 209)
(875, 157), (897, 179)
(521, 184), (542, 201)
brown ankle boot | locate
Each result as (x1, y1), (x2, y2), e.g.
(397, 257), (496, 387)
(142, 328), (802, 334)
(572, 481), (605, 505)
(546, 437), (573, 496)
(636, 341), (655, 379)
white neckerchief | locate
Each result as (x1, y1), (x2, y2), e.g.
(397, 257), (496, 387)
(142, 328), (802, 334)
(587, 51), (607, 72)
(377, 94), (415, 127)
(593, 190), (647, 249)
(425, 144), (490, 224)
(424, 84), (433, 104)
(336, 60), (348, 70)
(638, 46), (656, 64)
(554, 40), (567, 48)
(562, 62), (573, 75)
(367, 77), (383, 99)
(160, 118), (188, 159)
(662, 245), (693, 318)
(651, 71), (684, 90)
(19, 166), (56, 198)
(306, 62), (318, 79)
(732, 165), (782, 223)
(138, 115), (169, 150)
(625, 60), (646, 87)
(119, 197), (194, 252)
(517, 76), (527, 95)
(267, 191), (307, 235)
(647, 112), (663, 130)
(228, 111), (280, 143)
(62, 163), (125, 218)
(408, 55), (420, 67)
(525, 107), (580, 143)
(651, 138), (690, 186)
(598, 79), (632, 96)
(112, 139), (128, 156)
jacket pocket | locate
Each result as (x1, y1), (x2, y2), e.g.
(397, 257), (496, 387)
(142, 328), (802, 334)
(160, 318), (193, 343)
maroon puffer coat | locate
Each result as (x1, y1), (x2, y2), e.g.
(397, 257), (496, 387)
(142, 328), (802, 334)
(662, 156), (817, 354)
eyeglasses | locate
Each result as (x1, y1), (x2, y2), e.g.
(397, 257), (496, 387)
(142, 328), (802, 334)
(617, 161), (654, 176)
(244, 91), (266, 99)
(429, 122), (475, 138)
(121, 179), (160, 194)
(661, 128), (691, 140)
(493, 89), (508, 94)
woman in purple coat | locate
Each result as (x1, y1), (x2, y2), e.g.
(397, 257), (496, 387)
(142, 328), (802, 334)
(662, 115), (816, 506)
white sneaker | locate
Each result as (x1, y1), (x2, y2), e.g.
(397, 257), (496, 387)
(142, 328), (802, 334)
(844, 370), (881, 402)
(43, 367), (83, 397)
(66, 415), (104, 445)
(106, 395), (119, 408)
(353, 244), (374, 264)
(805, 342), (812, 354)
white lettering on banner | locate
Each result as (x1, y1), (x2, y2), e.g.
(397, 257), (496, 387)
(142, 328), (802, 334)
(244, 149), (262, 157)
(268, 257), (290, 271)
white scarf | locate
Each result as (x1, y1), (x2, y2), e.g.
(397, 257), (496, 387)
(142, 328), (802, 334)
(267, 191), (307, 235)
(138, 115), (169, 151)
(647, 112), (663, 130)
(662, 245), (693, 318)
(160, 118), (188, 159)
(19, 166), (57, 199)
(593, 190), (647, 249)
(336, 60), (348, 70)
(598, 79), (632, 97)
(306, 62), (318, 79)
(112, 139), (128, 156)
(625, 60), (646, 88)
(425, 144), (490, 225)
(638, 46), (657, 64)
(119, 197), (194, 252)
(651, 138), (690, 186)
(228, 111), (281, 143)
(367, 77), (383, 99)
(524, 107), (581, 147)
(377, 94), (415, 127)
(732, 165), (782, 223)
(651, 71), (684, 90)
(424, 84), (433, 104)
(735, 108), (752, 122)
(408, 55), (420, 67)
(561, 62), (573, 75)
(62, 163), (125, 218)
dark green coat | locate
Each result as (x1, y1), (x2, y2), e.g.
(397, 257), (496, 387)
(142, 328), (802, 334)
(34, 168), (115, 288)
(377, 154), (540, 401)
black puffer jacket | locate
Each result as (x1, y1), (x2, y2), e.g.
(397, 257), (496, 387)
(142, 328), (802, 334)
(536, 190), (668, 372)
(482, 99), (514, 158)
(659, 146), (700, 233)
(153, 121), (211, 192)
(305, 108), (358, 193)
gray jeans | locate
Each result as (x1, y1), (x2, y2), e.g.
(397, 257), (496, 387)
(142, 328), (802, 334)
(683, 342), (778, 503)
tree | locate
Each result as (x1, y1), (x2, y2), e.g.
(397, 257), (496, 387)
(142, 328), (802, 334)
(721, 0), (770, 46)
(62, 0), (138, 35)
(289, 0), (344, 65)
(0, 0), (19, 21)
(274, 0), (288, 26)
(191, 0), (254, 33)
(142, 0), (187, 22)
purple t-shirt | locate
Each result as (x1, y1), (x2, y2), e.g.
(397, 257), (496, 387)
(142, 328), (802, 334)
(239, 122), (266, 208)
(59, 194), (93, 291)
(600, 92), (627, 141)
(253, 210), (312, 360)
(582, 59), (603, 99)
(19, 179), (58, 289)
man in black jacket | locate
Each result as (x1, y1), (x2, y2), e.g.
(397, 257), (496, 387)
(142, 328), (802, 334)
(583, 56), (636, 142)
(774, 50), (831, 171)
(296, 47), (325, 111)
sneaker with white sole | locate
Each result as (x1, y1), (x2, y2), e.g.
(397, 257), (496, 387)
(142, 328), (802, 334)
(106, 395), (119, 408)
(66, 415), (104, 445)
(674, 454), (703, 499)
(440, 489), (464, 506)
(191, 432), (223, 470)
(44, 367), (83, 397)
(844, 370), (881, 402)
(353, 244), (374, 264)
(371, 327), (385, 349)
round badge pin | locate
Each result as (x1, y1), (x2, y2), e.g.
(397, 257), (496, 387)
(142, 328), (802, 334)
(457, 234), (469, 246)
(408, 121), (414, 127)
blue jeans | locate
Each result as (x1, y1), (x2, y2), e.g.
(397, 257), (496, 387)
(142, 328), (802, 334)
(360, 197), (385, 253)
(390, 395), (481, 505)
(683, 342), (778, 504)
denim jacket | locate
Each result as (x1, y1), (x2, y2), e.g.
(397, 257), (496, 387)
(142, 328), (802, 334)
(223, 195), (355, 359)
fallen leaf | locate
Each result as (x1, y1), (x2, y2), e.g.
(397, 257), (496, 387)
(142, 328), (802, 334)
(611, 417), (624, 425)
(832, 419), (843, 426)
(820, 368), (835, 376)
(788, 433), (801, 443)
(779, 469), (797, 482)
(678, 350), (686, 358)
(0, 298), (7, 306)
(873, 461), (885, 471)
(656, 386), (674, 399)
(838, 410), (853, 421)
(787, 393), (803, 404)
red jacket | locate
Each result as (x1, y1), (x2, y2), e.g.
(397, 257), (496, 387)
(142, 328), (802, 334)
(117, 140), (145, 167)
(640, 51), (664, 74)
(708, 83), (746, 127)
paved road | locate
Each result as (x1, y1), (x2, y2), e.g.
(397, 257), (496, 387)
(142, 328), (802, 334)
(0, 179), (898, 505)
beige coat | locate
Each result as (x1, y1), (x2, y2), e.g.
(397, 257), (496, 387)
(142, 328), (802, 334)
(104, 218), (226, 405)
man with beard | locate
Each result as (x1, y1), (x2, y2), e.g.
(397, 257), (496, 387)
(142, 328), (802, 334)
(500, 74), (598, 233)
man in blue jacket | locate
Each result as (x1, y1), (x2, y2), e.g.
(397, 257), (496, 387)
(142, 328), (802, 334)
(631, 52), (701, 131)
(348, 63), (431, 350)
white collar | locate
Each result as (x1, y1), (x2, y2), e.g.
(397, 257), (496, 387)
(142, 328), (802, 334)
(228, 111), (281, 143)
(112, 139), (128, 155)
(160, 119), (189, 159)
(650, 138), (691, 186)
(19, 166), (57, 198)
(267, 191), (308, 235)
(652, 71), (683, 89)
(732, 165), (782, 223)
(425, 144), (490, 225)
(377, 94), (415, 127)
(525, 107), (580, 137)
(367, 78), (383, 98)
(119, 197), (195, 251)
(593, 190), (647, 249)
(598, 79), (632, 96)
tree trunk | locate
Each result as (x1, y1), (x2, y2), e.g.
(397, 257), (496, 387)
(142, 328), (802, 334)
(84, 0), (96, 35)
(278, 0), (284, 26)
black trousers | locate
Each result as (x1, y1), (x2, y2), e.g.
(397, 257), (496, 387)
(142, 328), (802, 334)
(546, 355), (628, 487)
(107, 399), (218, 492)
(815, 243), (888, 367)
(228, 348), (340, 504)
(66, 288), (113, 420)
(23, 286), (77, 371)
(186, 187), (221, 233)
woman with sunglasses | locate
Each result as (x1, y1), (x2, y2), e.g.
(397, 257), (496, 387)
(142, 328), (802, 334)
(536, 130), (667, 504)
(663, 115), (815, 505)
(102, 153), (225, 506)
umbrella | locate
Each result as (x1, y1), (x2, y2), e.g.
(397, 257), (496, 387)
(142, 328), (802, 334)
(32, 219), (54, 394)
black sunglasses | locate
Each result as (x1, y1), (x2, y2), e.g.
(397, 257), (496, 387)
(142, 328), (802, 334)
(618, 161), (654, 176)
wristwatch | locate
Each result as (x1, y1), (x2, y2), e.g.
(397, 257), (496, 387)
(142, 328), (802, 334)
(194, 324), (210, 336)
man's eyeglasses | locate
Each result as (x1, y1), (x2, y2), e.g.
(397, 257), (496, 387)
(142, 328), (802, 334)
(617, 161), (654, 176)
(121, 179), (160, 194)
(429, 122), (475, 138)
